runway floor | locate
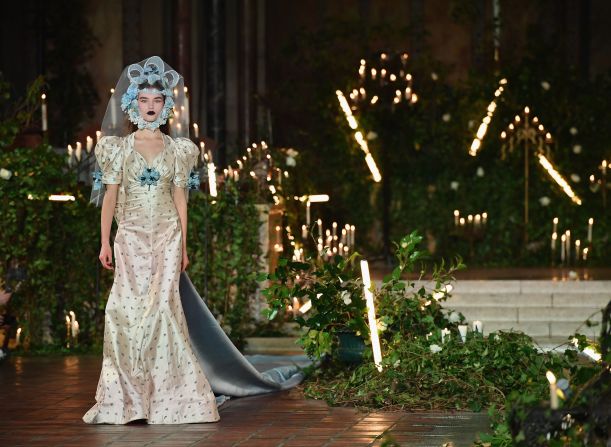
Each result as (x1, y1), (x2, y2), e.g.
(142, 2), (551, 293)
(0, 355), (490, 447)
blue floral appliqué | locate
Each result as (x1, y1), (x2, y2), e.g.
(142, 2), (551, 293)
(92, 170), (103, 191)
(140, 167), (161, 190)
(187, 170), (200, 191)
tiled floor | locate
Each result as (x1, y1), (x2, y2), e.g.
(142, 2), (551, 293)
(0, 355), (490, 446)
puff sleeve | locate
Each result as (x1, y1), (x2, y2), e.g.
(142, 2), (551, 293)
(94, 136), (124, 185)
(173, 137), (200, 188)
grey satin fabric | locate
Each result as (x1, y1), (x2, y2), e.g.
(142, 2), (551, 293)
(179, 273), (305, 397)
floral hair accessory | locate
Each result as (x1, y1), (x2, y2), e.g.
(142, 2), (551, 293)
(121, 56), (180, 130)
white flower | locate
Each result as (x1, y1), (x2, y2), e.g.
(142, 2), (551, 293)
(376, 319), (388, 332)
(539, 196), (551, 206)
(476, 167), (485, 177)
(442, 113), (451, 122)
(570, 173), (580, 183)
(572, 145), (582, 154)
(286, 156), (296, 167)
(447, 311), (460, 323)
(468, 120), (475, 129)
(366, 131), (378, 140)
(401, 242), (408, 248)
(393, 359), (401, 368)
(0, 168), (12, 180)
(433, 291), (444, 300)
(541, 81), (551, 90)
(340, 291), (352, 305)
(286, 148), (299, 157)
(450, 181), (460, 191)
(569, 127), (578, 136)
(429, 344), (442, 354)
(443, 284), (453, 293)
(431, 72), (439, 81)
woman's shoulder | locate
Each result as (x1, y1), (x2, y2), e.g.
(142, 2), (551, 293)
(168, 135), (199, 157)
(95, 135), (127, 158)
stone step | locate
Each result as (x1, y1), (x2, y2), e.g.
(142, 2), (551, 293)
(244, 336), (303, 355)
(446, 293), (609, 308)
(385, 280), (611, 295)
(447, 306), (604, 323)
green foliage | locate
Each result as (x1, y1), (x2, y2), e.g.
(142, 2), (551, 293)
(0, 73), (44, 148)
(0, 145), (109, 350)
(187, 180), (264, 350)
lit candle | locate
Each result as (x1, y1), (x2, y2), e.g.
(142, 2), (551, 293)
(583, 247), (589, 261)
(552, 217), (558, 234)
(360, 260), (383, 372)
(474, 214), (481, 228)
(183, 86), (190, 124)
(454, 210), (459, 226)
(75, 142), (82, 162)
(96, 130), (101, 143)
(110, 89), (117, 128)
(16, 327), (22, 346)
(65, 315), (71, 346)
(560, 234), (566, 263)
(275, 225), (282, 246)
(301, 224), (307, 240)
(193, 123), (199, 139)
(473, 320), (483, 334)
(546, 371), (559, 410)
(67, 145), (74, 167)
(317, 219), (322, 238)
(587, 218), (593, 243)
(565, 231), (571, 263)
(72, 320), (79, 339)
(305, 202), (312, 226)
(41, 93), (48, 132)
(551, 232), (557, 258)
(575, 240), (581, 263)
(482, 212), (488, 225)
(86, 136), (93, 153)
(458, 325), (468, 342)
(459, 217), (466, 226)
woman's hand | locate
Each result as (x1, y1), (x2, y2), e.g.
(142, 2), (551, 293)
(181, 247), (189, 272)
(99, 242), (114, 270)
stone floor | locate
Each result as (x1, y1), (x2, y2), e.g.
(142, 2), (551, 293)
(0, 355), (490, 447)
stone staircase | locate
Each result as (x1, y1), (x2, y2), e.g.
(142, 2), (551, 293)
(428, 280), (610, 342)
(244, 280), (610, 354)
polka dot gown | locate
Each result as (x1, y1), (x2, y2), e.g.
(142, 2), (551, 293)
(83, 133), (219, 424)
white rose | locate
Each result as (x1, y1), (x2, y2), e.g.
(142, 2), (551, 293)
(468, 120), (475, 129)
(442, 113), (451, 122)
(366, 131), (378, 140)
(450, 181), (459, 191)
(572, 145), (582, 154)
(569, 127), (578, 136)
(286, 148), (299, 157)
(476, 167), (485, 177)
(431, 72), (439, 81)
(376, 319), (387, 332)
(0, 168), (12, 180)
(541, 81), (551, 90)
(539, 196), (551, 206)
(286, 156), (296, 167)
(570, 174), (580, 183)
(429, 344), (442, 354)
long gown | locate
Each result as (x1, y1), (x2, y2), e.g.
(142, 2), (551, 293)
(83, 132), (219, 424)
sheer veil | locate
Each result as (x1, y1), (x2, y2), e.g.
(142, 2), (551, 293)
(90, 56), (191, 206)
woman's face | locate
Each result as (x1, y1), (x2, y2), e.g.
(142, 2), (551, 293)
(137, 92), (165, 122)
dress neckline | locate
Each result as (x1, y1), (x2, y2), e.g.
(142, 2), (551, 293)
(130, 132), (168, 169)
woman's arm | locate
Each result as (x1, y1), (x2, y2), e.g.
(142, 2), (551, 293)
(99, 184), (119, 270)
(173, 185), (189, 271)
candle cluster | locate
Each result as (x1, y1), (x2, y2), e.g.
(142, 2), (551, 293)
(453, 209), (488, 229)
(550, 217), (594, 266)
(65, 310), (80, 348)
(589, 159), (608, 208)
(469, 78), (507, 156)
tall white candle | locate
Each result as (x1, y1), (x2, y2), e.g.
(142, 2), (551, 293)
(565, 231), (571, 263)
(41, 94), (48, 132)
(317, 219), (322, 238)
(546, 371), (559, 409)
(587, 218), (593, 243)
(86, 136), (93, 153)
(184, 87), (190, 124)
(552, 217), (558, 234)
(96, 130), (101, 143)
(193, 123), (199, 139)
(16, 327), (22, 346)
(110, 89), (117, 128)
(360, 260), (383, 372)
(575, 240), (581, 263)
(301, 224), (307, 240)
(458, 325), (468, 342)
(306, 202), (311, 226)
(473, 320), (483, 334)
(560, 234), (566, 263)
(75, 142), (82, 162)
